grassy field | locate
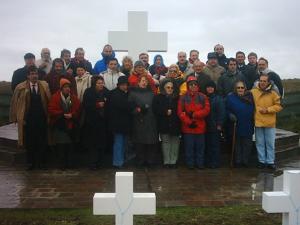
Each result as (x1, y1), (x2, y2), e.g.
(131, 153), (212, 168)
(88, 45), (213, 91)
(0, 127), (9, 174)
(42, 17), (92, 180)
(0, 206), (281, 225)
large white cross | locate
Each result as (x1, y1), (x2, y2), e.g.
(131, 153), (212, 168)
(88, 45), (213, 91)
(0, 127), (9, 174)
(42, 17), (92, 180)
(108, 11), (168, 61)
(93, 172), (156, 225)
(262, 170), (300, 225)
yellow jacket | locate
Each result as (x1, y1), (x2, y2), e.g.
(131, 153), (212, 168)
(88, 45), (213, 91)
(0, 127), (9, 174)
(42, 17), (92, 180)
(251, 84), (282, 128)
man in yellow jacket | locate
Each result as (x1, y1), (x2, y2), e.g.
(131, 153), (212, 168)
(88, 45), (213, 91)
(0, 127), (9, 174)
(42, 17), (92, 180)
(251, 73), (282, 170)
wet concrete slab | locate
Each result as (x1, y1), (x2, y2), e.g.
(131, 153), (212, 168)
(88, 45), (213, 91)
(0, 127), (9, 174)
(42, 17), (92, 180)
(0, 156), (299, 209)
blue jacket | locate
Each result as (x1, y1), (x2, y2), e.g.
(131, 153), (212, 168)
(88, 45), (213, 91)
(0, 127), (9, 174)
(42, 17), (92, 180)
(93, 51), (116, 74)
(206, 93), (225, 132)
(226, 92), (254, 137)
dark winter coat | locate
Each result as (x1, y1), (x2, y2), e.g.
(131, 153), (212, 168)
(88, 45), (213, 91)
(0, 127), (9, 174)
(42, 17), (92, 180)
(109, 88), (133, 134)
(244, 63), (259, 90)
(217, 71), (245, 97)
(81, 87), (109, 149)
(206, 93), (225, 132)
(226, 92), (254, 137)
(152, 79), (181, 135)
(69, 58), (93, 76)
(128, 87), (158, 144)
(217, 54), (228, 69)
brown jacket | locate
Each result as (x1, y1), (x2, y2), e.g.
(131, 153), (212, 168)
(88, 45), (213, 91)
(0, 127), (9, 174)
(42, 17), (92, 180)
(9, 80), (51, 147)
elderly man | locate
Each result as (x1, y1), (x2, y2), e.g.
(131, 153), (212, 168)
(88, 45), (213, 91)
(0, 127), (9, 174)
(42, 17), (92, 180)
(251, 73), (282, 169)
(139, 52), (150, 70)
(176, 51), (193, 77)
(214, 44), (228, 69)
(10, 65), (51, 170)
(36, 48), (52, 74)
(188, 50), (200, 65)
(257, 57), (283, 97)
(217, 58), (245, 97)
(188, 60), (212, 93)
(93, 44), (116, 74)
(11, 53), (46, 91)
(69, 48), (93, 76)
(202, 52), (225, 84)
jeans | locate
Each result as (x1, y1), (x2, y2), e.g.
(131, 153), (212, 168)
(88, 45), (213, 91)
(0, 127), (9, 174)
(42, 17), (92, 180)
(160, 134), (180, 165)
(255, 127), (276, 164)
(113, 133), (127, 167)
(205, 132), (221, 167)
(184, 134), (205, 167)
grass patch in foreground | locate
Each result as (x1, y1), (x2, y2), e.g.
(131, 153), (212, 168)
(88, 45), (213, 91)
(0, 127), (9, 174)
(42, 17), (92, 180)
(0, 205), (280, 225)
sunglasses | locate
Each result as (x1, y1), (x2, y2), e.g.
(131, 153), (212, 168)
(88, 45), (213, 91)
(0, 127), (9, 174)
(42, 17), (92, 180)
(165, 86), (173, 89)
(236, 86), (245, 89)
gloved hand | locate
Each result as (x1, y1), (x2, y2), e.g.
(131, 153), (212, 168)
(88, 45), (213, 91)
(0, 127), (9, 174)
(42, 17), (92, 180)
(188, 121), (198, 129)
(229, 113), (237, 122)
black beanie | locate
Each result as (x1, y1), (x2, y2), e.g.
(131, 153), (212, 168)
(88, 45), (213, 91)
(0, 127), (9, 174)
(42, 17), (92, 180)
(206, 80), (216, 89)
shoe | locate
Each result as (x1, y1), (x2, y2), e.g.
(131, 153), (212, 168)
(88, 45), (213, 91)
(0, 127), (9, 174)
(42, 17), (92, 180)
(234, 163), (243, 168)
(267, 164), (276, 170)
(188, 165), (194, 170)
(27, 164), (35, 171)
(163, 164), (169, 169)
(257, 162), (265, 169)
(196, 165), (205, 170)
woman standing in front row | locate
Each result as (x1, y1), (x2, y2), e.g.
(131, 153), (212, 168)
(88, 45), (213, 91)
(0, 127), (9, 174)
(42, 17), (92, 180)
(129, 75), (159, 167)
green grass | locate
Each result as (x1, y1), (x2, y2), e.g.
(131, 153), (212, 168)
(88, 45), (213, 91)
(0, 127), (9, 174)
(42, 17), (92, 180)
(0, 206), (280, 225)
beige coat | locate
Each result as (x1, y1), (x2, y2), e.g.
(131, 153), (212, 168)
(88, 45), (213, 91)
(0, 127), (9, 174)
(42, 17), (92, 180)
(9, 80), (51, 147)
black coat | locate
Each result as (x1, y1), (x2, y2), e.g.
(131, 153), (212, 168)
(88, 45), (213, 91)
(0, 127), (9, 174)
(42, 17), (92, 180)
(153, 94), (181, 135)
(109, 88), (133, 134)
(244, 64), (259, 90)
(82, 87), (109, 149)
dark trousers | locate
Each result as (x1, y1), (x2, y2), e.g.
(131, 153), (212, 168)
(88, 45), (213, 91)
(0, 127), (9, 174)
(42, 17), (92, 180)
(57, 143), (71, 168)
(135, 143), (157, 166)
(235, 136), (253, 165)
(24, 124), (47, 168)
(89, 146), (104, 167)
(205, 131), (221, 168)
(184, 134), (205, 167)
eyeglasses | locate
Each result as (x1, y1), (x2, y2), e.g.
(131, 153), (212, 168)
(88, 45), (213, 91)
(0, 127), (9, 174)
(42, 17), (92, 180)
(236, 86), (245, 89)
(169, 70), (177, 73)
(165, 86), (173, 89)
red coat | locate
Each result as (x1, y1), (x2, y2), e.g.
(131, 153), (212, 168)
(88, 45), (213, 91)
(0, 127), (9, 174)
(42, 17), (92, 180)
(177, 91), (210, 134)
(128, 72), (157, 94)
(48, 91), (81, 130)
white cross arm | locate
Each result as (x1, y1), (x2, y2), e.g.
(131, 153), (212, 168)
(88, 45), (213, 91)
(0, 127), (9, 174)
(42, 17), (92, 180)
(263, 192), (293, 213)
(93, 193), (117, 215)
(130, 193), (156, 215)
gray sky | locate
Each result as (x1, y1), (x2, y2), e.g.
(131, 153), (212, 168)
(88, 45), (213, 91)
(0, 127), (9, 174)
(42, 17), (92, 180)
(1, 0), (300, 81)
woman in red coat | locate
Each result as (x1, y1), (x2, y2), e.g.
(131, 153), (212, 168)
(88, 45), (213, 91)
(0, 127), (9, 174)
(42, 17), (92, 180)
(48, 78), (81, 169)
(177, 76), (210, 169)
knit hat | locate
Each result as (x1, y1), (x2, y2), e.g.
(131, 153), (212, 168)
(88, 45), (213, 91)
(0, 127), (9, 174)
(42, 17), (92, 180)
(205, 80), (216, 89)
(207, 52), (218, 59)
(117, 76), (128, 85)
(134, 60), (145, 68)
(60, 78), (71, 88)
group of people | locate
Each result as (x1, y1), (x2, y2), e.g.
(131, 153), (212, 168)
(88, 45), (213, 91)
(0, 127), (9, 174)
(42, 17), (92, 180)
(10, 44), (283, 170)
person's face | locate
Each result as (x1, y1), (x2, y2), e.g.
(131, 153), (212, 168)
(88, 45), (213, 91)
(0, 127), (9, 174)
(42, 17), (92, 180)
(62, 53), (71, 63)
(258, 60), (268, 72)
(259, 75), (270, 90)
(190, 52), (199, 62)
(123, 59), (133, 70)
(95, 79), (105, 91)
(168, 67), (178, 78)
(25, 58), (35, 67)
(75, 50), (85, 61)
(215, 46), (224, 55)
(164, 83), (174, 95)
(178, 53), (186, 64)
(188, 82), (198, 92)
(62, 85), (71, 95)
(103, 46), (113, 57)
(139, 54), (149, 64)
(155, 57), (162, 66)
(27, 71), (38, 83)
(248, 56), (257, 65)
(228, 61), (237, 72)
(138, 77), (148, 88)
(108, 60), (118, 71)
(235, 82), (246, 96)
(193, 63), (204, 73)
(206, 86), (215, 94)
(41, 50), (50, 60)
(236, 54), (245, 64)
(208, 58), (218, 67)
(135, 65), (145, 74)
(119, 83), (128, 92)
(76, 67), (85, 77)
(54, 62), (64, 74)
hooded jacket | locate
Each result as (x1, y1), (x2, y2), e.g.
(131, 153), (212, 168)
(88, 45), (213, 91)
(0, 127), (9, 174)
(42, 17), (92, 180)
(251, 82), (282, 128)
(93, 51), (116, 74)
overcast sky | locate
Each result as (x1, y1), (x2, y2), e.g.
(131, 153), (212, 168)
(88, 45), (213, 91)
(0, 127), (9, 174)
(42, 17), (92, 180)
(1, 0), (300, 81)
